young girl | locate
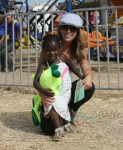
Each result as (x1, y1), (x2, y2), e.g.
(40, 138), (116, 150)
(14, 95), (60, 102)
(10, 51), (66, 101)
(33, 34), (83, 141)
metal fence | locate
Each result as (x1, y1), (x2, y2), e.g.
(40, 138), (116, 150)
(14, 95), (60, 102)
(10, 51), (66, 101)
(0, 6), (123, 90)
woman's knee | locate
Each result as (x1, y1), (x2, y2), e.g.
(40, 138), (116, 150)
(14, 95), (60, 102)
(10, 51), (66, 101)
(71, 83), (95, 112)
(85, 83), (95, 100)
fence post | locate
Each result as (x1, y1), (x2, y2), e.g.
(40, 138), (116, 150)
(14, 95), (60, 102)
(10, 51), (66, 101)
(66, 0), (72, 12)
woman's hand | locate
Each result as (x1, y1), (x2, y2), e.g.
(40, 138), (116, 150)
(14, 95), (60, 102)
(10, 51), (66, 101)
(82, 75), (92, 90)
(39, 90), (55, 106)
(80, 59), (93, 90)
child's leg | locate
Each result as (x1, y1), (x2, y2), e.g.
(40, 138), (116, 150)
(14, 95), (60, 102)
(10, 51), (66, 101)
(49, 107), (64, 128)
(49, 108), (65, 141)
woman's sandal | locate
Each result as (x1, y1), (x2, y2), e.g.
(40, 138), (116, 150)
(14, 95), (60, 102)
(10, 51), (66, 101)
(73, 118), (83, 125)
(70, 117), (84, 132)
(52, 126), (64, 141)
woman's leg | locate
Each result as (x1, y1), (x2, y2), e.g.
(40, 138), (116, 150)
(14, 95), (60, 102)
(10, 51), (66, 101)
(1, 42), (13, 71)
(69, 80), (95, 123)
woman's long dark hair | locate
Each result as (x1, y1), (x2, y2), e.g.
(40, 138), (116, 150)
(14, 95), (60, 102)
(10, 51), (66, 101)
(59, 27), (86, 63)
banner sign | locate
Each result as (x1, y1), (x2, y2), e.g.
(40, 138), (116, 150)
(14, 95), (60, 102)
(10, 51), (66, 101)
(99, 40), (123, 58)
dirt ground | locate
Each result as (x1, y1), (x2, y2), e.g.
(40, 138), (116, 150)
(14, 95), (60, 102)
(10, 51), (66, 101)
(0, 88), (123, 150)
(0, 49), (123, 150)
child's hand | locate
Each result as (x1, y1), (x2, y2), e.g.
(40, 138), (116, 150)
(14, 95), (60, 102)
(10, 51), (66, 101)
(40, 92), (55, 106)
(42, 89), (55, 97)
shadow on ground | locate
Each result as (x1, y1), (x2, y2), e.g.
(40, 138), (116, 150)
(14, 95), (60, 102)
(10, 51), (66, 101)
(0, 111), (43, 135)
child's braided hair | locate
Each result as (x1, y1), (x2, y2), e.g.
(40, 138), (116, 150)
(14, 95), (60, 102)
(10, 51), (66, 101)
(42, 34), (61, 52)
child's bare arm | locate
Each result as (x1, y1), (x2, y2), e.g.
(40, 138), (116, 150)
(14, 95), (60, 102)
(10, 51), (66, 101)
(33, 64), (44, 92)
(33, 64), (55, 97)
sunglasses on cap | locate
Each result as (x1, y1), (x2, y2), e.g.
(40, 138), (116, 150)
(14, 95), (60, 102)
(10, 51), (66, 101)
(60, 25), (79, 32)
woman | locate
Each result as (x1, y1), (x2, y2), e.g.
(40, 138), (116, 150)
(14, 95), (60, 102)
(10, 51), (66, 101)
(36, 12), (95, 135)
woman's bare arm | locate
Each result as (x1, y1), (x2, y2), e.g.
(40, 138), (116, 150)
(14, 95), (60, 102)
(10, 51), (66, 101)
(80, 58), (93, 90)
(60, 54), (84, 79)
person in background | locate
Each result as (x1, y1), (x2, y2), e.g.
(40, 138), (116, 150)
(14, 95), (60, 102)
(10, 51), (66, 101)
(104, 27), (111, 38)
(88, 22), (95, 33)
(0, 14), (20, 72)
(0, 11), (5, 43)
(0, 11), (5, 71)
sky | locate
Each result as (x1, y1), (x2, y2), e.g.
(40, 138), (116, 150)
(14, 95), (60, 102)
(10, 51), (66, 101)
(15, 0), (84, 11)
(15, 0), (65, 12)
(16, 0), (64, 6)
(27, 0), (83, 5)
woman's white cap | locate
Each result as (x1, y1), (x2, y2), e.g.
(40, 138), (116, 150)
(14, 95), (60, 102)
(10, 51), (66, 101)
(60, 13), (83, 28)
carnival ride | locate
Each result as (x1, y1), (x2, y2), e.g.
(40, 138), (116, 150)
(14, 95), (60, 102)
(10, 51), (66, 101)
(0, 0), (116, 51)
